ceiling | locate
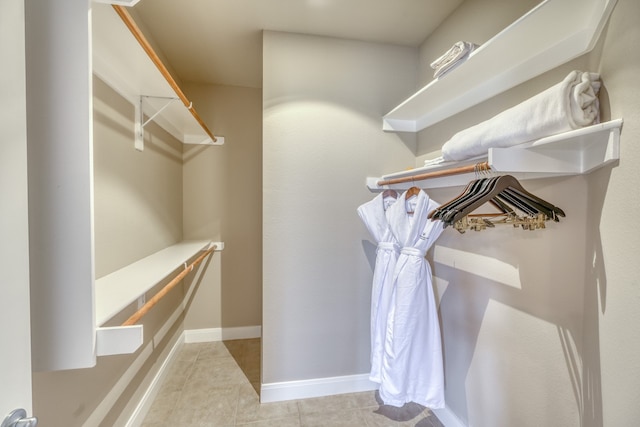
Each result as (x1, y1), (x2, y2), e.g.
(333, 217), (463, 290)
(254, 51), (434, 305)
(132, 0), (464, 89)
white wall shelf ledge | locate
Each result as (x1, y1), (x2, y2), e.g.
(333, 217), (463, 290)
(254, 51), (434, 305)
(368, 119), (622, 190)
(92, 3), (222, 149)
(94, 240), (223, 356)
(29, 1), (224, 372)
(382, 0), (618, 133)
(95, 240), (221, 326)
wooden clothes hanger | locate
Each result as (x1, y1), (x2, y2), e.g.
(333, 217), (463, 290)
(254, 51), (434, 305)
(429, 178), (493, 220)
(405, 186), (421, 214)
(381, 189), (398, 211)
(476, 176), (563, 220)
(429, 162), (495, 218)
(382, 189), (398, 199)
(429, 162), (499, 220)
(439, 176), (515, 225)
(405, 186), (421, 199)
(442, 175), (565, 226)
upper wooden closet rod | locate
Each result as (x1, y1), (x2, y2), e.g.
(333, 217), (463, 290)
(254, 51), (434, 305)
(111, 5), (217, 143)
(122, 245), (216, 327)
(377, 161), (491, 187)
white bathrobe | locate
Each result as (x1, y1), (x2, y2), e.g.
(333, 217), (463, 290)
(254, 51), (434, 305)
(379, 189), (445, 408)
(357, 193), (399, 383)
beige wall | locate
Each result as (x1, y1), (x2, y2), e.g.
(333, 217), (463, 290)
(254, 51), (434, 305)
(31, 77), (191, 426)
(92, 79), (184, 278)
(27, 0), (640, 425)
(418, 0), (541, 88)
(1, 0), (32, 414)
(416, 0), (640, 425)
(589, 0), (640, 424)
(416, 0), (544, 158)
(426, 176), (589, 426)
(182, 83), (263, 329)
(262, 31), (418, 384)
(31, 68), (261, 427)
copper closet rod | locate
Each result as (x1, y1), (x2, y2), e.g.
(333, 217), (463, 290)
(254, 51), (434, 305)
(377, 161), (491, 187)
(111, 5), (217, 143)
(122, 246), (216, 327)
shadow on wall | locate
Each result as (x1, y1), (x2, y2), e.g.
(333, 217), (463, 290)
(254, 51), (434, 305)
(429, 167), (615, 426)
(578, 163), (614, 427)
(183, 254), (214, 317)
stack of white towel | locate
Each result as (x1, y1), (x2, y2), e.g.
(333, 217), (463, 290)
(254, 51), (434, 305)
(439, 70), (601, 162)
(430, 41), (478, 79)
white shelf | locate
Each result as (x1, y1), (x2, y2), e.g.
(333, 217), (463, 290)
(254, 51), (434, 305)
(29, 2), (223, 371)
(95, 240), (219, 326)
(383, 0), (618, 133)
(368, 119), (622, 190)
(93, 240), (223, 358)
(92, 3), (222, 146)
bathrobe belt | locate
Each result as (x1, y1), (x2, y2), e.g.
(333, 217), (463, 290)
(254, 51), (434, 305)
(401, 247), (426, 258)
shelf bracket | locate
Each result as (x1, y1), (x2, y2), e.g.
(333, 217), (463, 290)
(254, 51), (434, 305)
(134, 95), (178, 151)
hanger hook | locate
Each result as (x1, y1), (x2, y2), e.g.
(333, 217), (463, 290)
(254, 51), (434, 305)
(481, 162), (490, 178)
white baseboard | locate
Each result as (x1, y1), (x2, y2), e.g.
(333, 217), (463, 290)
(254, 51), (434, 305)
(184, 326), (262, 343)
(125, 326), (463, 427)
(432, 405), (467, 427)
(261, 375), (465, 427)
(124, 329), (463, 427)
(84, 341), (154, 427)
(125, 332), (186, 427)
(260, 374), (378, 403)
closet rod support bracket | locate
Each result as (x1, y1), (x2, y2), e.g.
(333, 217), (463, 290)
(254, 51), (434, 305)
(134, 95), (179, 151)
(208, 241), (224, 251)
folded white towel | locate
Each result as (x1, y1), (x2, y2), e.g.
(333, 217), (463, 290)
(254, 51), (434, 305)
(441, 70), (601, 162)
(430, 41), (478, 78)
(423, 156), (445, 166)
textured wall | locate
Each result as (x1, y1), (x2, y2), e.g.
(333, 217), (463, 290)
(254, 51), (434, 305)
(416, 0), (640, 425)
(182, 83), (263, 329)
(262, 31), (418, 385)
(1, 0), (32, 415)
(93, 79), (183, 278)
(32, 77), (187, 427)
(589, 0), (640, 424)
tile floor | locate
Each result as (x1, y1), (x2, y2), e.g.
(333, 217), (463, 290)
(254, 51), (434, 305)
(142, 339), (444, 426)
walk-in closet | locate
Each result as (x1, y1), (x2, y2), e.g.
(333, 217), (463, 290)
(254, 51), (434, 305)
(2, 0), (639, 426)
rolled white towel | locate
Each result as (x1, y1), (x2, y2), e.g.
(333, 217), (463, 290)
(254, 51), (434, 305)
(430, 41), (478, 78)
(441, 70), (601, 162)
